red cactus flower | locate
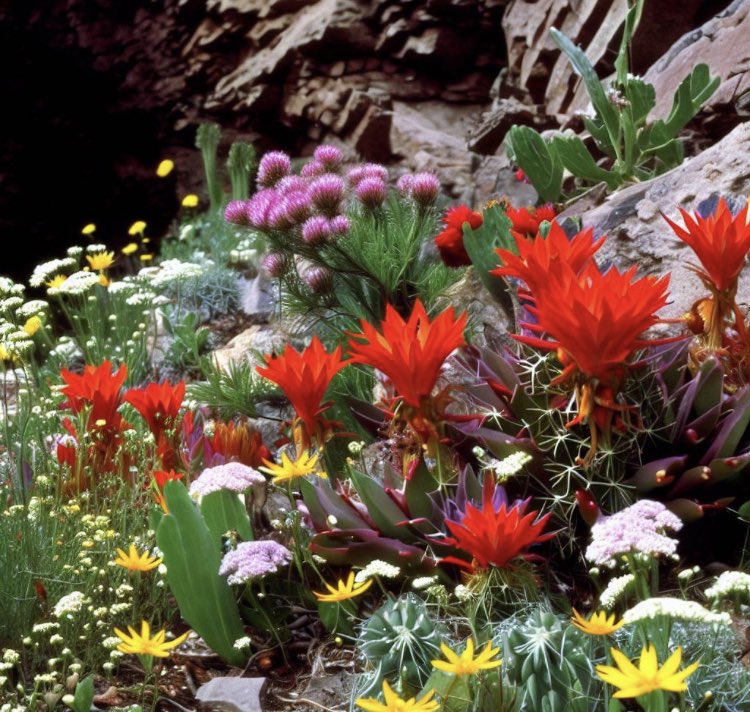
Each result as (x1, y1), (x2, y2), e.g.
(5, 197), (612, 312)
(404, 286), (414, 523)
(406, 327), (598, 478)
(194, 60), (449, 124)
(348, 299), (467, 408)
(61, 360), (128, 431)
(153, 469), (184, 489)
(663, 199), (750, 294)
(256, 336), (348, 446)
(434, 205), (484, 267)
(442, 477), (553, 571)
(124, 380), (186, 441)
(208, 420), (271, 468)
(505, 204), (557, 237)
(493, 221), (604, 297)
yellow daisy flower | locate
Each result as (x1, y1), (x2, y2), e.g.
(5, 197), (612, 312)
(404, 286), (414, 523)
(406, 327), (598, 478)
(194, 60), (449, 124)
(260, 450), (327, 484)
(156, 159), (174, 177)
(113, 620), (189, 658)
(571, 608), (625, 636)
(432, 639), (502, 676)
(122, 242), (139, 255)
(128, 220), (147, 236)
(140, 253), (154, 262)
(181, 194), (199, 208)
(313, 571), (373, 603)
(81, 223), (96, 235)
(114, 544), (162, 572)
(23, 316), (43, 336)
(356, 680), (439, 712)
(86, 251), (115, 271)
(596, 645), (699, 699)
(46, 275), (68, 289)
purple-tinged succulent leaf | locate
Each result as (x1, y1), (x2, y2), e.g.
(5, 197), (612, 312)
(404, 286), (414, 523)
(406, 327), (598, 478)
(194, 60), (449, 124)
(628, 456), (688, 493)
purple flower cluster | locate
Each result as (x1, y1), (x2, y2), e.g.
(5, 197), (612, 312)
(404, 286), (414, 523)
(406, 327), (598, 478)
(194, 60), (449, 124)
(585, 499), (683, 567)
(189, 462), (266, 497)
(219, 540), (293, 585)
(397, 172), (441, 206)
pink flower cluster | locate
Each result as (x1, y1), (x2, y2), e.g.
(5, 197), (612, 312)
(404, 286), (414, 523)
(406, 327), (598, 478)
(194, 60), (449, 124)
(219, 540), (293, 585)
(188, 462), (266, 497)
(585, 499), (683, 567)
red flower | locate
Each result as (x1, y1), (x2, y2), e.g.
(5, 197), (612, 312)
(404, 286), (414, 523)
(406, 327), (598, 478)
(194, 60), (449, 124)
(60, 360), (127, 431)
(434, 205), (484, 267)
(442, 478), (553, 571)
(505, 204), (557, 236)
(153, 469), (184, 489)
(124, 380), (186, 441)
(493, 221), (604, 296)
(348, 299), (467, 408)
(663, 199), (750, 293)
(256, 336), (348, 445)
(208, 420), (271, 468)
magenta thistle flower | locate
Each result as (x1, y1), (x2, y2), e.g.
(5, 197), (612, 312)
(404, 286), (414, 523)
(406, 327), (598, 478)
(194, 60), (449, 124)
(261, 252), (288, 277)
(189, 462), (266, 497)
(309, 174), (345, 216)
(281, 191), (312, 225)
(313, 144), (344, 169)
(397, 174), (415, 196)
(348, 163), (388, 186)
(330, 215), (351, 235)
(303, 266), (333, 293)
(219, 540), (293, 585)
(301, 215), (331, 245)
(224, 200), (249, 226)
(276, 175), (308, 195)
(301, 160), (326, 178)
(246, 189), (278, 230)
(356, 177), (387, 209)
(257, 150), (291, 188)
(267, 202), (293, 230)
(410, 172), (441, 206)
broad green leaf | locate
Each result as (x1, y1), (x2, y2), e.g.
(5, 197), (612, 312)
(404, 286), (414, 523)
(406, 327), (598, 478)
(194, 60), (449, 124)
(623, 76), (656, 127)
(422, 670), (473, 712)
(156, 481), (247, 666)
(583, 116), (614, 155)
(641, 120), (684, 170)
(614, 0), (645, 84)
(71, 676), (95, 712)
(552, 135), (619, 188)
(663, 63), (720, 137)
(507, 126), (563, 203)
(404, 459), (440, 521)
(201, 489), (254, 544)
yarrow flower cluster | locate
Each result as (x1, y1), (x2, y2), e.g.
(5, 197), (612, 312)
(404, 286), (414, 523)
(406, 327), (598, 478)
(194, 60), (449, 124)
(52, 591), (85, 619)
(354, 559), (401, 582)
(219, 540), (293, 585)
(704, 570), (750, 601)
(586, 500), (682, 567)
(622, 597), (731, 626)
(599, 573), (636, 609)
(189, 462), (266, 497)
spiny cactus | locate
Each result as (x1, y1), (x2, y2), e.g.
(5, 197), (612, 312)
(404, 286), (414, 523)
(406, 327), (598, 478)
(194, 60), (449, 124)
(196, 122), (223, 210)
(227, 141), (257, 201)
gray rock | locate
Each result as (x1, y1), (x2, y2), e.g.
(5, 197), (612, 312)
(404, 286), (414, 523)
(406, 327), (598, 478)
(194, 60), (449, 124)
(196, 676), (266, 712)
(238, 274), (276, 322)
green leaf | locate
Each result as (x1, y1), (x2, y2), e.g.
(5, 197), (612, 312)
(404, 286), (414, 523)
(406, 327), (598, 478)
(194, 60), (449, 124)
(507, 126), (563, 203)
(462, 204), (515, 314)
(71, 676), (95, 712)
(552, 135), (619, 188)
(623, 76), (656, 127)
(663, 63), (720, 137)
(614, 0), (645, 85)
(421, 670), (473, 712)
(641, 120), (684, 170)
(156, 481), (247, 666)
(583, 116), (614, 156)
(404, 459), (440, 521)
(201, 490), (254, 544)
(550, 28), (621, 149)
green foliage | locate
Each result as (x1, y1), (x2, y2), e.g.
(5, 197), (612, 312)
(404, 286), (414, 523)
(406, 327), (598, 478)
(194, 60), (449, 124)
(195, 122), (223, 211)
(507, 0), (719, 201)
(68, 676), (95, 712)
(168, 265), (241, 321)
(227, 141), (257, 201)
(156, 480), (248, 667)
(161, 309), (211, 379)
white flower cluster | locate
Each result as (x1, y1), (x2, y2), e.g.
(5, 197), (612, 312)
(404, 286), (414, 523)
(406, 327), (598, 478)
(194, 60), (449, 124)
(49, 271), (100, 296)
(143, 259), (204, 288)
(52, 591), (85, 619)
(491, 450), (532, 478)
(29, 258), (77, 287)
(623, 597), (730, 626)
(233, 636), (252, 651)
(16, 300), (49, 319)
(599, 573), (635, 610)
(704, 570), (750, 601)
(354, 559), (401, 582)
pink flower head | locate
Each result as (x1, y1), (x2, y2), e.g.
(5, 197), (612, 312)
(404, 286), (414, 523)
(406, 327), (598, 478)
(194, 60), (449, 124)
(261, 252), (287, 277)
(257, 150), (291, 188)
(301, 161), (326, 178)
(219, 540), (293, 584)
(246, 189), (279, 230)
(302, 215), (331, 245)
(281, 191), (312, 225)
(303, 266), (333, 294)
(313, 145), (344, 169)
(276, 175), (308, 195)
(310, 174), (345, 216)
(397, 174), (415, 196)
(410, 173), (441, 206)
(356, 177), (387, 209)
(268, 202), (293, 230)
(330, 215), (351, 235)
(189, 462), (266, 497)
(224, 199), (249, 226)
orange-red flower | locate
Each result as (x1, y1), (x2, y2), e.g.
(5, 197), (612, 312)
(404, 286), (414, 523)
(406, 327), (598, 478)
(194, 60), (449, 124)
(493, 221), (604, 296)
(207, 420), (271, 468)
(434, 205), (484, 267)
(61, 360), (128, 432)
(505, 204), (557, 236)
(124, 380), (186, 441)
(442, 477), (553, 571)
(663, 199), (750, 293)
(347, 299), (467, 408)
(152, 469), (184, 512)
(256, 336), (348, 446)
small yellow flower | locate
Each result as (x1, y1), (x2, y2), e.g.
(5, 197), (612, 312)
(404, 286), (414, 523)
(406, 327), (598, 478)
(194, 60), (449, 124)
(114, 620), (189, 658)
(141, 236), (151, 244)
(181, 194), (199, 208)
(571, 609), (625, 636)
(313, 571), (373, 603)
(46, 275), (67, 289)
(356, 680), (439, 712)
(114, 544), (162, 572)
(98, 273), (110, 287)
(81, 223), (96, 235)
(596, 644), (700, 699)
(0, 344), (18, 362)
(140, 253), (154, 262)
(86, 251), (115, 271)
(23, 316), (43, 336)
(432, 639), (502, 676)
(122, 242), (139, 255)
(156, 159), (174, 178)
(260, 450), (327, 485)
(128, 220), (147, 236)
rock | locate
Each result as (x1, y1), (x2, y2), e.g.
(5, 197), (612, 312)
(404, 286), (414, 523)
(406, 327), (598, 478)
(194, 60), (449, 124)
(560, 121), (750, 322)
(238, 273), (275, 322)
(468, 97), (546, 155)
(210, 324), (289, 372)
(196, 676), (266, 712)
